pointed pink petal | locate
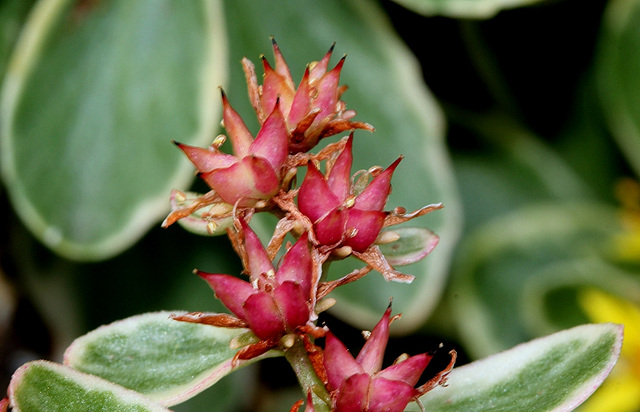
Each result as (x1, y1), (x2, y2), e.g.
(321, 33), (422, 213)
(303, 392), (315, 412)
(323, 332), (365, 391)
(354, 156), (402, 212)
(274, 281), (310, 331)
(311, 57), (344, 122)
(288, 67), (311, 126)
(376, 353), (431, 387)
(298, 162), (341, 222)
(250, 102), (289, 173)
(174, 142), (237, 172)
(326, 134), (353, 202)
(368, 377), (414, 412)
(239, 218), (274, 283)
(356, 306), (391, 375)
(271, 38), (295, 88)
(221, 90), (254, 157)
(201, 156), (279, 206)
(334, 373), (370, 412)
(315, 208), (347, 246)
(260, 57), (278, 114)
(243, 292), (285, 340)
(197, 272), (254, 321)
(261, 56), (295, 119)
(308, 43), (335, 84)
(343, 209), (386, 252)
(276, 233), (312, 297)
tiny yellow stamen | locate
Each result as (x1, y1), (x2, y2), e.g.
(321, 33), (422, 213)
(208, 202), (233, 216)
(174, 191), (187, 204)
(393, 353), (410, 365)
(344, 194), (356, 208)
(212, 134), (226, 148)
(281, 334), (296, 349)
(367, 165), (383, 175)
(282, 167), (297, 188)
(333, 246), (353, 258)
(376, 230), (400, 245)
(292, 220), (305, 235)
(315, 297), (337, 314)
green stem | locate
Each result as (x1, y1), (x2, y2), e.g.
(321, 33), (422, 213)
(320, 260), (332, 284)
(284, 337), (331, 412)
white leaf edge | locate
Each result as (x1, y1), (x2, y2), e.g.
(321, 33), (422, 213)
(0, 0), (227, 261)
(8, 360), (170, 412)
(412, 323), (624, 411)
(64, 311), (276, 407)
(391, 0), (548, 19)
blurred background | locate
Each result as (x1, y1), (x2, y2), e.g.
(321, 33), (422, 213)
(1, 0), (639, 410)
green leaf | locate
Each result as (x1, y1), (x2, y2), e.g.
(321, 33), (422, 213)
(410, 323), (623, 412)
(224, 0), (461, 333)
(596, 0), (640, 176)
(8, 360), (170, 412)
(520, 259), (640, 336)
(450, 202), (621, 358)
(64, 312), (278, 406)
(390, 0), (549, 19)
(0, 0), (37, 79)
(0, 0), (226, 260)
(378, 227), (439, 267)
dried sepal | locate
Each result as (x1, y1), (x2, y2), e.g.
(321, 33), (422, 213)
(162, 190), (234, 235)
(171, 312), (248, 329)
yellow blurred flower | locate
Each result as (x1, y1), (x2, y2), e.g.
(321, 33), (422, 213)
(578, 289), (640, 412)
(612, 178), (640, 262)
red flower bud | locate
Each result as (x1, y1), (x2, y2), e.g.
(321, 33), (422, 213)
(323, 307), (452, 412)
(198, 219), (313, 340)
(298, 135), (400, 252)
(176, 92), (288, 207)
(243, 39), (373, 153)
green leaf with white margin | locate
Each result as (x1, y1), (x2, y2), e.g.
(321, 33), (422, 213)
(409, 323), (623, 412)
(9, 360), (170, 412)
(521, 258), (640, 338)
(0, 0), (37, 79)
(64, 312), (279, 407)
(450, 202), (621, 359)
(224, 0), (461, 333)
(378, 227), (439, 267)
(595, 0), (640, 177)
(0, 0), (226, 261)
(390, 0), (549, 19)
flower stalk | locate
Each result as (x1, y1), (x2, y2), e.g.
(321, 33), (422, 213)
(284, 336), (332, 412)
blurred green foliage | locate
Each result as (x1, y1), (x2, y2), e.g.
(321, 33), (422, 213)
(1, 0), (639, 410)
